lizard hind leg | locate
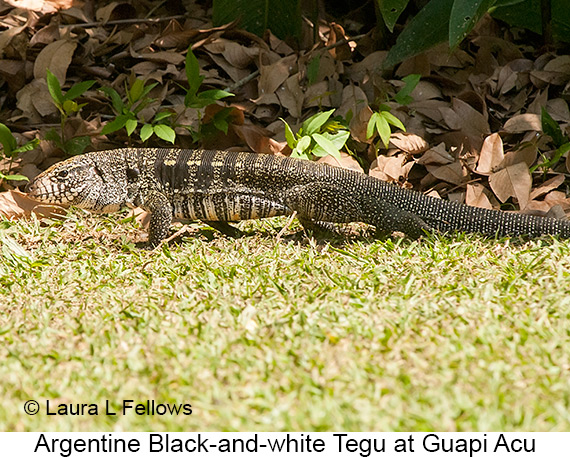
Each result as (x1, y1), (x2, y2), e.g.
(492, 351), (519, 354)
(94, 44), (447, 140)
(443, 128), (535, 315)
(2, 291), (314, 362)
(364, 199), (434, 239)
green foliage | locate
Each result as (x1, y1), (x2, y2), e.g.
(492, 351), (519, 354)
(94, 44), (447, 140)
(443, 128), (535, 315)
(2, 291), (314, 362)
(212, 0), (301, 40)
(383, 0), (569, 68)
(0, 123), (39, 183)
(100, 78), (175, 144)
(182, 47), (235, 142)
(47, 70), (95, 118)
(393, 74), (421, 106)
(46, 69), (95, 155)
(282, 110), (350, 160)
(378, 0), (411, 32)
(184, 48), (234, 109)
(383, 0), (454, 68)
(367, 106), (406, 149)
(531, 107), (570, 173)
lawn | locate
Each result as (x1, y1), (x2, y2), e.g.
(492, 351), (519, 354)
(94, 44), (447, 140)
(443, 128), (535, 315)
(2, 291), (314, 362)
(1, 211), (569, 431)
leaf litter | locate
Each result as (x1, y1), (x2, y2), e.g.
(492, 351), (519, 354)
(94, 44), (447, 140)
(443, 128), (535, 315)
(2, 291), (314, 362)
(0, 2), (570, 224)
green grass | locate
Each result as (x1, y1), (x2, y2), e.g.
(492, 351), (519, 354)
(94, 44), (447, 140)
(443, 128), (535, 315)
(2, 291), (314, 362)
(1, 211), (570, 431)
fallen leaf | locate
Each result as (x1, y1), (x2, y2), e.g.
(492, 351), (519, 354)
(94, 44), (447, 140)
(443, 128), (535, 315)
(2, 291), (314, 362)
(502, 113), (542, 133)
(529, 174), (565, 200)
(0, 190), (65, 219)
(426, 161), (466, 185)
(466, 183), (493, 209)
(416, 143), (454, 165)
(389, 132), (429, 155)
(488, 162), (531, 209)
(476, 133), (504, 175)
(33, 39), (77, 83)
(318, 153), (363, 172)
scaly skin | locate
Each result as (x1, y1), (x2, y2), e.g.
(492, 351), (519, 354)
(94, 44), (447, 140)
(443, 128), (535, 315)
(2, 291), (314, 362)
(26, 148), (570, 246)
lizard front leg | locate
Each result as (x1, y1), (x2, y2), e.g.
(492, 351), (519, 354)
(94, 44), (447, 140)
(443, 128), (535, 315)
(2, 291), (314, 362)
(143, 191), (174, 247)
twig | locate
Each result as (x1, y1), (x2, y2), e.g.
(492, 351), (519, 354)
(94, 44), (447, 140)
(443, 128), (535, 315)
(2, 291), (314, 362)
(276, 211), (297, 240)
(151, 225), (193, 251)
(61, 14), (188, 30)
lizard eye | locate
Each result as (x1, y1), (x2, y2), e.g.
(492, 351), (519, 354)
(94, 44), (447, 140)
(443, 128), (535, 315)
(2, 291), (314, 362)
(57, 170), (69, 179)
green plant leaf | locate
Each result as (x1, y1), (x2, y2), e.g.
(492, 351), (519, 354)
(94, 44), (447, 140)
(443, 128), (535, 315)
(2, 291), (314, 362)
(154, 111), (173, 122)
(449, 0), (496, 49)
(367, 113), (381, 139)
(154, 124), (176, 144)
(64, 136), (91, 156)
(281, 119), (297, 148)
(101, 114), (131, 135)
(378, 0), (411, 32)
(129, 79), (145, 104)
(381, 111), (406, 131)
(375, 114), (392, 148)
(100, 87), (125, 114)
(490, 0), (542, 34)
(384, 0), (454, 68)
(541, 107), (566, 147)
(185, 47), (205, 94)
(393, 74), (421, 105)
(301, 109), (335, 136)
(64, 80), (96, 102)
(307, 55), (320, 85)
(212, 0), (301, 39)
(46, 69), (64, 106)
(62, 99), (79, 115)
(45, 129), (62, 146)
(13, 138), (39, 155)
(0, 123), (17, 156)
(125, 119), (138, 136)
(3, 173), (29, 181)
(295, 135), (311, 154)
(198, 89), (234, 101)
(320, 130), (350, 150)
(312, 133), (341, 159)
(140, 124), (154, 142)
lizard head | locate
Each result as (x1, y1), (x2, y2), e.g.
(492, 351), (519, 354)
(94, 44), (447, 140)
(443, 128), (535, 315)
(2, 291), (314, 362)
(26, 154), (128, 213)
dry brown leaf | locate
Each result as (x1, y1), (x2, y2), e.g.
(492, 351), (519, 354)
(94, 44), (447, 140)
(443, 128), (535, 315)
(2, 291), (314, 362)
(336, 84), (368, 118)
(529, 175), (565, 200)
(499, 143), (537, 169)
(29, 23), (60, 47)
(369, 155), (412, 182)
(388, 132), (429, 155)
(408, 99), (447, 123)
(466, 183), (493, 209)
(134, 50), (185, 65)
(426, 161), (466, 185)
(16, 79), (57, 120)
(0, 190), (65, 219)
(545, 98), (570, 122)
(4, 0), (74, 12)
(318, 153), (363, 172)
(349, 106), (373, 143)
(408, 81), (442, 101)
(258, 55), (296, 96)
(476, 133), (504, 175)
(33, 39), (77, 83)
(451, 98), (490, 151)
(232, 123), (283, 154)
(416, 143), (454, 165)
(277, 75), (303, 119)
(304, 81), (332, 109)
(488, 162), (531, 208)
(503, 113), (541, 133)
(0, 25), (26, 56)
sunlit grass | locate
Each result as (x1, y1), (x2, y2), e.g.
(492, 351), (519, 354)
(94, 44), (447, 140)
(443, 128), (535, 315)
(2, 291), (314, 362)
(1, 211), (569, 431)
